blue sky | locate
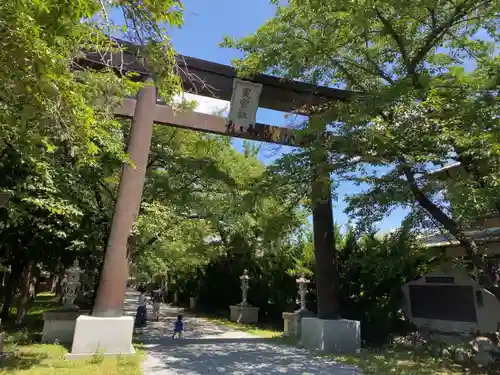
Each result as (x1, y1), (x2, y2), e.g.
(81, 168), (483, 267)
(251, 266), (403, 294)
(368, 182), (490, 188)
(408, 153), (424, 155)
(168, 0), (409, 232)
(110, 0), (410, 232)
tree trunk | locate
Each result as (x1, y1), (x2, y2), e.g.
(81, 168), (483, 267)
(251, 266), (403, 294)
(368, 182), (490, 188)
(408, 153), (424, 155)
(1, 262), (23, 321)
(403, 165), (489, 283)
(15, 260), (34, 326)
(31, 266), (40, 300)
(55, 269), (65, 300)
(0, 271), (6, 301)
(50, 273), (59, 293)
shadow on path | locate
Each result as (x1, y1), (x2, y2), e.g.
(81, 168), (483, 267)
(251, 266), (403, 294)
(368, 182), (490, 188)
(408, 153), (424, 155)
(144, 337), (358, 375)
(124, 290), (359, 375)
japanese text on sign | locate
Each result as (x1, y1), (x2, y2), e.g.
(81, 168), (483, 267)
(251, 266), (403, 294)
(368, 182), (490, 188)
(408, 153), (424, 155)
(227, 79), (262, 131)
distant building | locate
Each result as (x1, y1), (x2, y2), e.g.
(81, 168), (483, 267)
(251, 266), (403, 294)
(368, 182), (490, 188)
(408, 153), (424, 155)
(422, 162), (500, 259)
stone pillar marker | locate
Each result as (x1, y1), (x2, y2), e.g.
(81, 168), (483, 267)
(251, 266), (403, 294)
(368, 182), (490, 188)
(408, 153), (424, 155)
(68, 82), (157, 359)
(230, 270), (259, 324)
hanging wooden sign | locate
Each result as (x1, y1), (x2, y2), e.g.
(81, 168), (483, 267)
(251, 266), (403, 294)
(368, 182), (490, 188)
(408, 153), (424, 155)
(227, 79), (263, 133)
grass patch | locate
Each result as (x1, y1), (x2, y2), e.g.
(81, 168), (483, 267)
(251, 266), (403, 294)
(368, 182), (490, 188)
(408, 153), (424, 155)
(0, 344), (144, 375)
(194, 313), (301, 345)
(2, 293), (60, 344)
(0, 293), (145, 374)
(333, 345), (491, 375)
(198, 315), (282, 338)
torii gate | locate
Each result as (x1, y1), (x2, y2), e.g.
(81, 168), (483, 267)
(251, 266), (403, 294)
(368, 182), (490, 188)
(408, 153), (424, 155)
(70, 42), (358, 357)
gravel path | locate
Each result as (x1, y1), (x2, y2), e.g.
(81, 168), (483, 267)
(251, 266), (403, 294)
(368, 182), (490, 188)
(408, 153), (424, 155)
(123, 291), (359, 375)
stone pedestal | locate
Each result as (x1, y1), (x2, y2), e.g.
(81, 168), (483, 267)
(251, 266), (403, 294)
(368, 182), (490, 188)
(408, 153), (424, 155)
(230, 304), (259, 324)
(66, 315), (135, 359)
(42, 309), (89, 344)
(283, 309), (315, 337)
(0, 332), (4, 354)
(301, 317), (361, 354)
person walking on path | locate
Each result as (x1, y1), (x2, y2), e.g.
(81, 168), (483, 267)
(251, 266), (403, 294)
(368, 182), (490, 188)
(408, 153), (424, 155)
(135, 286), (148, 333)
(171, 314), (184, 339)
(151, 286), (163, 322)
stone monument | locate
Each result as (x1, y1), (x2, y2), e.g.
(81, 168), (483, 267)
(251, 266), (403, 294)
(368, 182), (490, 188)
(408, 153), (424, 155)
(230, 269), (259, 324)
(42, 259), (89, 344)
(402, 269), (500, 336)
(283, 275), (314, 337)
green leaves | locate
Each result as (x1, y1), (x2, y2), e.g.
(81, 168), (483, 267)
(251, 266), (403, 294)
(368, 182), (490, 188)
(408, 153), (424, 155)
(0, 0), (185, 275)
(132, 124), (310, 281)
(222, 0), (499, 275)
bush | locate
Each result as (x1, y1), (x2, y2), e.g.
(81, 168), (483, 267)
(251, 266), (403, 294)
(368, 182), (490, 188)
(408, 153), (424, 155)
(169, 223), (439, 343)
(170, 245), (301, 327)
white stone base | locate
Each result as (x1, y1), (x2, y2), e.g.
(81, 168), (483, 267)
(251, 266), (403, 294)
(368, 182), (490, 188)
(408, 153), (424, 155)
(301, 317), (361, 354)
(42, 310), (89, 344)
(230, 304), (259, 324)
(66, 315), (135, 359)
(282, 310), (315, 337)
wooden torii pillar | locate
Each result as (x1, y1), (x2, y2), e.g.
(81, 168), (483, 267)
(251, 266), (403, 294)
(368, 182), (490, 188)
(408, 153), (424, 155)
(82, 44), (355, 321)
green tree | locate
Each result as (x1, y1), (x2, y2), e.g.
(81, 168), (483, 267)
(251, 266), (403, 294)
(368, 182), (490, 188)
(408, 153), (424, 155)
(131, 123), (308, 284)
(0, 0), (184, 322)
(221, 0), (499, 283)
(291, 222), (438, 343)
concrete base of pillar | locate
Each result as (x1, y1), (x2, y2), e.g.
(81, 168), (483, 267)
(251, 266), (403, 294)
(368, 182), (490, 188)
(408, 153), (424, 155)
(300, 317), (361, 354)
(282, 309), (315, 337)
(66, 315), (135, 359)
(230, 304), (259, 324)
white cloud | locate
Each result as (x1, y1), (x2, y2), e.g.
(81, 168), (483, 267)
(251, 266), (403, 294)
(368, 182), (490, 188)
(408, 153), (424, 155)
(174, 92), (230, 116)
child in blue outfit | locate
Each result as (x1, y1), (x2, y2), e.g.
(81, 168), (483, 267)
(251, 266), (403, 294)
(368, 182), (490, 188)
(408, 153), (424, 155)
(171, 314), (184, 339)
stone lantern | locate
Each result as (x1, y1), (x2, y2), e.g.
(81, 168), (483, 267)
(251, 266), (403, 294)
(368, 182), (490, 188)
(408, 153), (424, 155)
(282, 274), (314, 338)
(240, 269), (250, 306)
(62, 259), (84, 309)
(296, 275), (310, 312)
(42, 259), (89, 345)
(229, 269), (259, 324)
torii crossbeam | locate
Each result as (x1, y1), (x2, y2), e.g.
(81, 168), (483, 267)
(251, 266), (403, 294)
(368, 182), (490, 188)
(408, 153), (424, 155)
(71, 42), (357, 357)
